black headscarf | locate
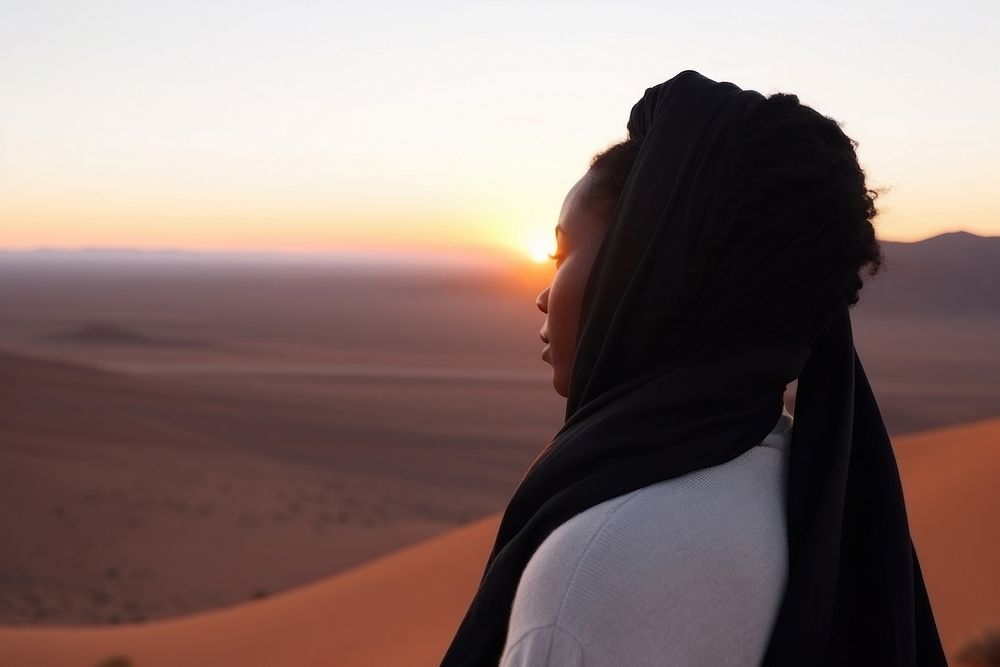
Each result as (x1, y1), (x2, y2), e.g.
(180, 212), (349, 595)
(440, 70), (946, 666)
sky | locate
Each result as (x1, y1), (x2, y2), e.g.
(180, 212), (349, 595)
(1, 0), (997, 259)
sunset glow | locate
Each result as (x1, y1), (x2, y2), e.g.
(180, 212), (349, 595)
(528, 233), (557, 263)
(1, 2), (997, 254)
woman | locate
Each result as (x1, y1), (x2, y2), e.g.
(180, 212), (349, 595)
(441, 70), (946, 666)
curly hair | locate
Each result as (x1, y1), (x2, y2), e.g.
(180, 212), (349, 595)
(584, 91), (886, 346)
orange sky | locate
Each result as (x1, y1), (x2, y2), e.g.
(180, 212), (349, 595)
(1, 2), (997, 258)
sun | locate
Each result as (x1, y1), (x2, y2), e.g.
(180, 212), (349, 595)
(527, 234), (556, 263)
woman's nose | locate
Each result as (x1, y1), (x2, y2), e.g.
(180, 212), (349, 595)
(536, 287), (549, 314)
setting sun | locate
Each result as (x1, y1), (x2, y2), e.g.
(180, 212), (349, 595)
(528, 234), (556, 263)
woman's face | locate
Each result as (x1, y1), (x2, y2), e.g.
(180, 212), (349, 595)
(537, 170), (612, 397)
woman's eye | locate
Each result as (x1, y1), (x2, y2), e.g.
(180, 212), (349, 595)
(547, 250), (566, 267)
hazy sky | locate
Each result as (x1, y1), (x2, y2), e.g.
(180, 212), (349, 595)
(2, 0), (997, 257)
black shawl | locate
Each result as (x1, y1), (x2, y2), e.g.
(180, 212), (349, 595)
(440, 70), (946, 666)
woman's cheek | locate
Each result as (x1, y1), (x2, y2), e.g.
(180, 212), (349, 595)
(547, 273), (572, 348)
(551, 266), (586, 368)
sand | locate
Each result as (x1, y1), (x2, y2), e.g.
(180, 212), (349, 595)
(0, 417), (998, 666)
(0, 350), (561, 625)
(0, 240), (997, 663)
(895, 418), (1000, 659)
(0, 514), (501, 667)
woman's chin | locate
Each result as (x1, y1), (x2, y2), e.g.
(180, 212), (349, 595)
(541, 351), (568, 397)
(551, 371), (569, 398)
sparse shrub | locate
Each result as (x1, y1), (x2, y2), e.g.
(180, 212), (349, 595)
(94, 655), (131, 667)
(957, 625), (1000, 666)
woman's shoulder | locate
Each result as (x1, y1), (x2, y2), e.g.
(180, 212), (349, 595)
(501, 440), (791, 665)
(508, 446), (788, 621)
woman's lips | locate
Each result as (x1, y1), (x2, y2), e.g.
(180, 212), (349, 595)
(541, 344), (550, 361)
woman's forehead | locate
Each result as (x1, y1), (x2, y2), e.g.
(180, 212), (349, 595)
(558, 172), (601, 233)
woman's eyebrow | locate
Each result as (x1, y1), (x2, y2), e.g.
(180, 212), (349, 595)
(555, 224), (564, 239)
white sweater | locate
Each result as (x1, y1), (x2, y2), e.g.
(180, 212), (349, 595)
(498, 405), (794, 666)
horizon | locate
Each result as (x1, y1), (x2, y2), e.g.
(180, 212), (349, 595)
(0, 228), (992, 264)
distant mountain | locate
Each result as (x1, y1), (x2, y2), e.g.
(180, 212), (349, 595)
(858, 231), (1000, 318)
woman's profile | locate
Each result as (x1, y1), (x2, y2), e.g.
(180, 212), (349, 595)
(441, 70), (946, 666)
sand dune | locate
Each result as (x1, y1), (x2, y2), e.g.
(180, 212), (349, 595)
(0, 349), (561, 625)
(1, 417), (997, 666)
(0, 238), (997, 659)
(42, 322), (211, 349)
(894, 417), (1000, 659)
(0, 513), (501, 667)
(2, 242), (998, 439)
